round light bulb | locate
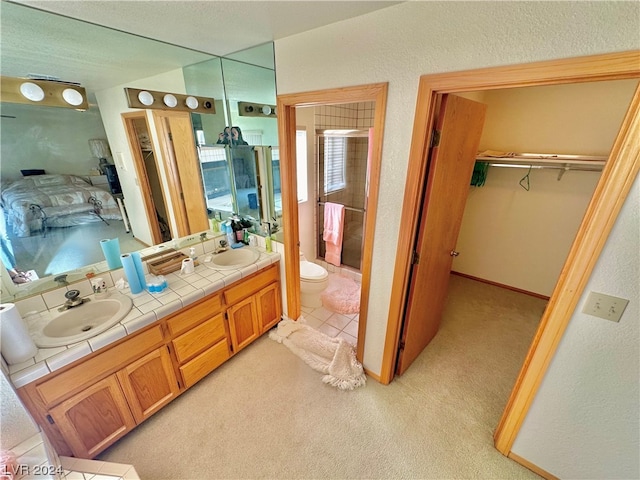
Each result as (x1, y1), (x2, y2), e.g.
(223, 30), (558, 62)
(163, 94), (177, 108)
(138, 91), (154, 106)
(62, 88), (84, 106)
(261, 105), (272, 115)
(20, 82), (45, 102)
(185, 96), (198, 109)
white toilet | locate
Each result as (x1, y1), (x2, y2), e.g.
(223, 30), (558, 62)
(300, 255), (329, 308)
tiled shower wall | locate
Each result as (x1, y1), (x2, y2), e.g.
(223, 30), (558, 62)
(314, 102), (374, 269)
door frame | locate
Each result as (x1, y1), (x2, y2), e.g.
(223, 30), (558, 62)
(383, 50), (640, 455)
(122, 111), (166, 245)
(277, 83), (388, 363)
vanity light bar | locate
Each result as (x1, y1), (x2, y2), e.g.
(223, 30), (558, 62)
(1, 76), (89, 110)
(238, 101), (277, 118)
(124, 88), (216, 114)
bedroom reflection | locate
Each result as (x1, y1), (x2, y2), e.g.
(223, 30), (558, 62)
(0, 1), (278, 300)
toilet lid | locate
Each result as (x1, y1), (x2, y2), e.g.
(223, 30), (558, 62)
(300, 261), (328, 281)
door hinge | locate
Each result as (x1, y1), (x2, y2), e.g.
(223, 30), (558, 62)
(398, 340), (406, 351)
(168, 132), (173, 142)
(411, 251), (420, 265)
(180, 191), (184, 200)
(46, 414), (55, 424)
(431, 129), (441, 148)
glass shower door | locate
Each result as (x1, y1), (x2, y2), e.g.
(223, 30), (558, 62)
(317, 130), (368, 270)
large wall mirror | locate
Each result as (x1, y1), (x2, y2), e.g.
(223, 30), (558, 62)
(0, 2), (277, 301)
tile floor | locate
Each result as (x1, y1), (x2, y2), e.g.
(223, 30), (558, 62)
(300, 273), (360, 346)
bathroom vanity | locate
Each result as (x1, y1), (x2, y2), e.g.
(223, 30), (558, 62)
(14, 262), (281, 459)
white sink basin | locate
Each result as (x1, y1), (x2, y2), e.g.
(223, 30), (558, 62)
(33, 294), (133, 348)
(204, 247), (260, 270)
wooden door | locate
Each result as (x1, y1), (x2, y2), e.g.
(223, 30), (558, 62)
(227, 296), (260, 352)
(153, 111), (209, 236)
(257, 283), (282, 333)
(49, 375), (135, 458)
(396, 94), (487, 375)
(117, 347), (179, 423)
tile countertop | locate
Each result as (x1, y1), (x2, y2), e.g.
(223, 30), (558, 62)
(8, 245), (281, 389)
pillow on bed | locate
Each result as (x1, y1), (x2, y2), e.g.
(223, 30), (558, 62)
(31, 174), (71, 187)
(21, 169), (46, 177)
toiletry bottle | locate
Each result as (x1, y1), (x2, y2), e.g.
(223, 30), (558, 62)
(210, 212), (220, 233)
(243, 228), (249, 245)
(189, 247), (197, 261)
(225, 222), (235, 246)
(265, 222), (272, 253)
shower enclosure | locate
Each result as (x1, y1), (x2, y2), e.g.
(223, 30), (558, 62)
(316, 129), (369, 270)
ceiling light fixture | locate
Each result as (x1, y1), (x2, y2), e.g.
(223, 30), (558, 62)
(238, 101), (277, 118)
(1, 76), (88, 110)
(124, 88), (216, 114)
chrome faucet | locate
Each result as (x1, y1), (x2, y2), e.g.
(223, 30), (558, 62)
(58, 289), (87, 311)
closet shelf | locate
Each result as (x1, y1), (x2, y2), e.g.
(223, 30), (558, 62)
(476, 151), (607, 172)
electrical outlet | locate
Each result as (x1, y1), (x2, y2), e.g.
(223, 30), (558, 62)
(582, 291), (629, 322)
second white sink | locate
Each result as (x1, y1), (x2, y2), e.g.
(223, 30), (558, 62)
(204, 247), (260, 270)
(33, 294), (133, 348)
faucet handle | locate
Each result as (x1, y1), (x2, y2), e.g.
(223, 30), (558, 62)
(65, 289), (80, 301)
(54, 274), (68, 285)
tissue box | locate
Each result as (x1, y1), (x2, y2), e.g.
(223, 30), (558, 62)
(142, 248), (197, 275)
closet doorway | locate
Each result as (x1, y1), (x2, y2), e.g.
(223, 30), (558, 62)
(385, 51), (640, 457)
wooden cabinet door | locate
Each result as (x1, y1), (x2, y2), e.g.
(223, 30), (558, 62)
(117, 347), (179, 423)
(49, 375), (135, 459)
(257, 283), (281, 333)
(227, 295), (259, 353)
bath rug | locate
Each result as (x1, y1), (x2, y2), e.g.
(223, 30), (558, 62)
(269, 317), (366, 390)
(321, 275), (361, 314)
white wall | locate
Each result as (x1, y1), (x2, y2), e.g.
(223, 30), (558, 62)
(274, 0), (639, 375)
(512, 175), (639, 479)
(274, 1), (639, 477)
(453, 80), (638, 296)
(0, 102), (108, 181)
(296, 107), (317, 261)
(95, 69), (187, 246)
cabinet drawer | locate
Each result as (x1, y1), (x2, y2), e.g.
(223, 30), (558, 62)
(224, 265), (278, 305)
(180, 339), (230, 388)
(37, 326), (164, 407)
(166, 294), (222, 337)
(172, 314), (226, 364)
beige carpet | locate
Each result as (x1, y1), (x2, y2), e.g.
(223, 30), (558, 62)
(98, 275), (545, 479)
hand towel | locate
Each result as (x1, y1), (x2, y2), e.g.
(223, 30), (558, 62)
(323, 202), (345, 267)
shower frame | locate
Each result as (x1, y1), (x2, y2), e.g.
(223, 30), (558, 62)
(315, 128), (370, 271)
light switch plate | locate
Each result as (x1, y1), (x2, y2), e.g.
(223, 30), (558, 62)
(582, 291), (629, 322)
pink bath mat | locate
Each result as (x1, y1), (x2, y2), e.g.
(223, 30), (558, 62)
(321, 275), (361, 314)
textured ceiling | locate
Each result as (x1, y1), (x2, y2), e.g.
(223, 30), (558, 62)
(1, 0), (399, 93)
(11, 1), (401, 56)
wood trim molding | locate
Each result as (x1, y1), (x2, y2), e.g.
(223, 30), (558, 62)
(508, 452), (560, 480)
(277, 83), (388, 365)
(451, 271), (551, 300)
(382, 51), (640, 450)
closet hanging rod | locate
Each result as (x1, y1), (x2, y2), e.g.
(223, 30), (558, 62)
(476, 151), (607, 168)
(317, 201), (365, 213)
